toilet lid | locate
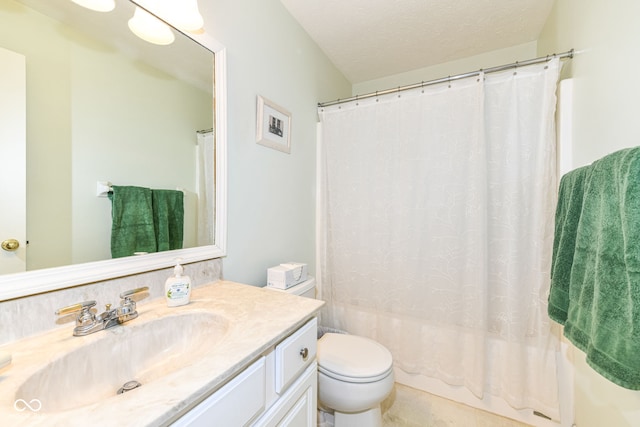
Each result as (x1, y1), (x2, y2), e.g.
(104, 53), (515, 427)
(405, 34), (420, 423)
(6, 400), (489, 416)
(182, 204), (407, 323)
(317, 333), (393, 383)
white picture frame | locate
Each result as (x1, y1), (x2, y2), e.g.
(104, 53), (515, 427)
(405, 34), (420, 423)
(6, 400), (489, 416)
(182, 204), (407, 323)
(256, 95), (291, 154)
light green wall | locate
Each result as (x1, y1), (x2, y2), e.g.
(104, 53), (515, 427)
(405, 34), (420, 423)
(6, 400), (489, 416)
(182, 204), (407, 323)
(353, 41), (537, 95)
(539, 0), (640, 169)
(538, 0), (640, 426)
(200, 0), (351, 285)
(70, 42), (211, 264)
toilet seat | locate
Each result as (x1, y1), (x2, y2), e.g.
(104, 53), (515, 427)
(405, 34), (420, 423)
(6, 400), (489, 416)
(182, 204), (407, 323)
(318, 333), (393, 383)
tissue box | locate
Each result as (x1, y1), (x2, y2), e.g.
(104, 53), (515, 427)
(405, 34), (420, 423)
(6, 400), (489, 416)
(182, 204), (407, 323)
(267, 262), (308, 289)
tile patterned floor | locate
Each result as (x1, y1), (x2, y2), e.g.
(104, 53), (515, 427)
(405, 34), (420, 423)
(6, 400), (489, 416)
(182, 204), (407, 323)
(381, 383), (534, 427)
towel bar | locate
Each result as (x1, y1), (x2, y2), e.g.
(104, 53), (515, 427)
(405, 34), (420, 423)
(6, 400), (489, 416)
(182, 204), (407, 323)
(96, 181), (185, 197)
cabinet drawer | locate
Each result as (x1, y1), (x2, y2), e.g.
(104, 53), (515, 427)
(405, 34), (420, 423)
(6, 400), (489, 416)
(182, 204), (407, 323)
(173, 357), (266, 426)
(274, 318), (317, 393)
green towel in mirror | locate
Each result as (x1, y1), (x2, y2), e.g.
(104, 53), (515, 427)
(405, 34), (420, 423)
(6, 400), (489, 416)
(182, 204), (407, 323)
(108, 186), (157, 258)
(152, 189), (184, 252)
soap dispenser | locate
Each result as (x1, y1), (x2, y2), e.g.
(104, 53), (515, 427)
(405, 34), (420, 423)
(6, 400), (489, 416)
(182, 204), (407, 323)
(165, 258), (192, 307)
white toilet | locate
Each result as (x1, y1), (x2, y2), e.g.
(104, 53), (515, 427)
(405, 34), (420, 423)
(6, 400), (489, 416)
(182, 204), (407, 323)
(267, 277), (394, 427)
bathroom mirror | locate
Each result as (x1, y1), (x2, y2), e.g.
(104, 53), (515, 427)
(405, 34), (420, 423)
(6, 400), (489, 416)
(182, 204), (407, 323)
(0, 0), (227, 300)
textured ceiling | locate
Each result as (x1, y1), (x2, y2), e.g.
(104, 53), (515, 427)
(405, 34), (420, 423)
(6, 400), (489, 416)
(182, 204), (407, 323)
(280, 0), (556, 83)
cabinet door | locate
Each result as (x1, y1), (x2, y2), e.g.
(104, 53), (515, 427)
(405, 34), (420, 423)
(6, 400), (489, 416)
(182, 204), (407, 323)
(254, 362), (317, 427)
(276, 381), (314, 427)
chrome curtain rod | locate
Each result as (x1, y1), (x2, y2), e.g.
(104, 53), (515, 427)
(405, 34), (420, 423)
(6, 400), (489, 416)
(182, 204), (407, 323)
(318, 49), (574, 108)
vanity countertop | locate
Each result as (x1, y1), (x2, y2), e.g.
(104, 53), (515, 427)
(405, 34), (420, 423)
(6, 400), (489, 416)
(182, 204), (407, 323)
(0, 280), (324, 426)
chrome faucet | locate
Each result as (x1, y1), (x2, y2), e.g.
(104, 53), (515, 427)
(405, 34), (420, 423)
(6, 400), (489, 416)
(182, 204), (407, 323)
(55, 287), (149, 337)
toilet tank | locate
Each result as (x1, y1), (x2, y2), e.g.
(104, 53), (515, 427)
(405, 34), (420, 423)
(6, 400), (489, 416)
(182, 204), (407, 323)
(266, 277), (316, 299)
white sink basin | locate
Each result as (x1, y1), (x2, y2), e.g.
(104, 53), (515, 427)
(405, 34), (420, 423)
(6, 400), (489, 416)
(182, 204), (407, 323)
(14, 311), (229, 413)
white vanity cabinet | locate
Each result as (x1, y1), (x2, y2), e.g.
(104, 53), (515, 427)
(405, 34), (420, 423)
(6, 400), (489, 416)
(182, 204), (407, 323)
(173, 317), (318, 427)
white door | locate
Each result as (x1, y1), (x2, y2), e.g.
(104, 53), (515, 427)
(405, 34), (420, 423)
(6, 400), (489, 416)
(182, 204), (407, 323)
(0, 47), (27, 274)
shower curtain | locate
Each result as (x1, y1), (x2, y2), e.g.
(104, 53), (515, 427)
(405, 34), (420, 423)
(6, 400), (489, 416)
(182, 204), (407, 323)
(317, 59), (562, 418)
(197, 131), (215, 246)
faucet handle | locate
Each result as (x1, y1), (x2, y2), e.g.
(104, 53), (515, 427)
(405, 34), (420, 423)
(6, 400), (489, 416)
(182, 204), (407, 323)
(55, 300), (97, 316)
(55, 301), (97, 335)
(117, 287), (148, 323)
(119, 286), (149, 300)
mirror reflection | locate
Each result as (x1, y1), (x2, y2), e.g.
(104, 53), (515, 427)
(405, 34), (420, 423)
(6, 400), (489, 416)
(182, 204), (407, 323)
(0, 0), (214, 275)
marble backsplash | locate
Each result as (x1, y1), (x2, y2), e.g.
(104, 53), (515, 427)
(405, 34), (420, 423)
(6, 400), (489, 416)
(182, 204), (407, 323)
(0, 258), (223, 345)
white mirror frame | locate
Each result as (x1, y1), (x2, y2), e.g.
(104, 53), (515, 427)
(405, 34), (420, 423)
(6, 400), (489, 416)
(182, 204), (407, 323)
(0, 23), (227, 301)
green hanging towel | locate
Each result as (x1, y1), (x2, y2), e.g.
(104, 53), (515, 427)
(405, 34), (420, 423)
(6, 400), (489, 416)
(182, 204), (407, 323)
(549, 146), (640, 390)
(152, 189), (184, 252)
(108, 186), (157, 258)
(548, 164), (592, 323)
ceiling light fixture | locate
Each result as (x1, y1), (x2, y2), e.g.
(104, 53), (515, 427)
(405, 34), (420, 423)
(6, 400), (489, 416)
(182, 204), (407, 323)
(135, 0), (204, 34)
(168, 0), (204, 33)
(128, 6), (175, 45)
(71, 0), (115, 12)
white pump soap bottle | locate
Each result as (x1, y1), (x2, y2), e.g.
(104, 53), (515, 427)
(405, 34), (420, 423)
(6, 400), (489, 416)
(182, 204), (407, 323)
(165, 258), (192, 307)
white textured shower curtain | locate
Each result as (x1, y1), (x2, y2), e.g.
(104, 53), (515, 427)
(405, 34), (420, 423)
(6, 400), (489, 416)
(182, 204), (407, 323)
(317, 59), (562, 418)
(197, 131), (214, 246)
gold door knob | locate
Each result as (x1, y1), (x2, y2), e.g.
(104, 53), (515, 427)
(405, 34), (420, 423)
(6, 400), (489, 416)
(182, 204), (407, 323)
(1, 239), (19, 252)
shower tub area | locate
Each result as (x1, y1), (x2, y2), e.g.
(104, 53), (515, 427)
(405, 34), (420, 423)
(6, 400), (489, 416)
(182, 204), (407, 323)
(316, 58), (576, 427)
(390, 338), (575, 427)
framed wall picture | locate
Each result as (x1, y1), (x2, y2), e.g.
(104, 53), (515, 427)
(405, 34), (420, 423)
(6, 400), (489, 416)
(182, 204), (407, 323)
(256, 95), (291, 154)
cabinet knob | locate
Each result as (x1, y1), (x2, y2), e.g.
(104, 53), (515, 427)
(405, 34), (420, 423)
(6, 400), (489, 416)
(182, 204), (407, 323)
(299, 347), (309, 361)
